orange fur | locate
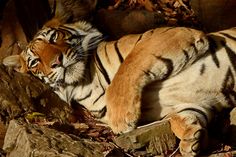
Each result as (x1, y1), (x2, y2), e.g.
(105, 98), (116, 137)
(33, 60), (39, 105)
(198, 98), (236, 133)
(106, 27), (207, 133)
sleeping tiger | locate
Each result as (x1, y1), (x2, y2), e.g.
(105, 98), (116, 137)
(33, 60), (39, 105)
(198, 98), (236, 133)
(3, 19), (236, 156)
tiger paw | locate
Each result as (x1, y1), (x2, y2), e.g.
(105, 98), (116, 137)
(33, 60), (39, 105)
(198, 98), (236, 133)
(106, 106), (139, 134)
(105, 86), (141, 134)
(179, 128), (208, 156)
(170, 114), (208, 156)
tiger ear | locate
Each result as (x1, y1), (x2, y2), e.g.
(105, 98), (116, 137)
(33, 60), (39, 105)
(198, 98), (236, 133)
(3, 54), (28, 73)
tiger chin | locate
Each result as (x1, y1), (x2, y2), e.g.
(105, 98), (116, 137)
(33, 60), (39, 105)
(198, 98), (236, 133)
(3, 19), (236, 156)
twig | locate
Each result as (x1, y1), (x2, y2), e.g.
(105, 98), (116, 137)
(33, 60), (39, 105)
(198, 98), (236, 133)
(168, 146), (180, 157)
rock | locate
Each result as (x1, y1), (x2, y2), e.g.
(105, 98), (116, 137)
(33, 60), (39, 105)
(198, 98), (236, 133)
(13, 0), (51, 40)
(3, 119), (109, 157)
(114, 120), (177, 156)
(0, 121), (6, 148)
(94, 9), (165, 40)
(47, 0), (97, 23)
(190, 0), (236, 32)
(0, 0), (28, 62)
(0, 64), (73, 124)
(202, 151), (236, 157)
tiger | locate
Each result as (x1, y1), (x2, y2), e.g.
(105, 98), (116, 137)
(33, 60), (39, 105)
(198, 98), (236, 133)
(3, 19), (236, 156)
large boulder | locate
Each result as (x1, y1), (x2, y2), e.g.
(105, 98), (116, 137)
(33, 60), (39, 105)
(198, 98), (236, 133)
(190, 0), (236, 32)
(3, 120), (107, 157)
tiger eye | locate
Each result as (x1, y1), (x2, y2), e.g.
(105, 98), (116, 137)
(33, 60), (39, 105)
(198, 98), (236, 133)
(49, 31), (58, 43)
(29, 58), (40, 68)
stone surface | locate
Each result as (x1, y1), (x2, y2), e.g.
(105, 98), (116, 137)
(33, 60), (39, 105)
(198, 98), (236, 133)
(0, 64), (73, 125)
(190, 0), (236, 32)
(47, 0), (97, 23)
(2, 119), (177, 157)
(3, 120), (108, 157)
(94, 9), (165, 40)
(202, 151), (236, 157)
(0, 121), (6, 148)
(114, 120), (177, 156)
(0, 0), (28, 62)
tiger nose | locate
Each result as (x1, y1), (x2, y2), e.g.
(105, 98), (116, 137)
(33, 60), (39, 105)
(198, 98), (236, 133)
(51, 54), (63, 68)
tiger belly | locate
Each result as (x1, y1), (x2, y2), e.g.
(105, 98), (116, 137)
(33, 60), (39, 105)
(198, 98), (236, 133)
(138, 52), (235, 156)
(140, 52), (234, 126)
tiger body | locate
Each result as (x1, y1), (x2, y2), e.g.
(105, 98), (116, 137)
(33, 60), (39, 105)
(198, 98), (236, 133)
(3, 21), (236, 156)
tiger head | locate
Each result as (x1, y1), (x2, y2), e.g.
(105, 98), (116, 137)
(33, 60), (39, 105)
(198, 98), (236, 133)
(3, 21), (103, 87)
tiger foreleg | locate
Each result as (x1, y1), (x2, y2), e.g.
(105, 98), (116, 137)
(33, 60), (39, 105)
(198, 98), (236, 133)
(105, 53), (174, 133)
(105, 27), (209, 134)
(169, 111), (208, 156)
(105, 71), (144, 133)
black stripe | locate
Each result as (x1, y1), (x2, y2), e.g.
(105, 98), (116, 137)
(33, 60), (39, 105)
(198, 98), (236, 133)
(93, 75), (105, 105)
(190, 43), (198, 54)
(77, 90), (92, 102)
(182, 49), (191, 68)
(143, 70), (156, 79)
(135, 34), (143, 45)
(198, 38), (205, 45)
(49, 31), (57, 43)
(104, 44), (111, 64)
(57, 27), (68, 32)
(93, 92), (105, 105)
(41, 76), (48, 83)
(27, 57), (31, 66)
(160, 27), (174, 34)
(183, 50), (190, 61)
(45, 28), (52, 36)
(57, 27), (79, 40)
(224, 41), (236, 72)
(58, 29), (66, 39)
(221, 68), (236, 107)
(208, 35), (220, 68)
(61, 24), (93, 33)
(47, 71), (53, 76)
(178, 107), (209, 123)
(34, 38), (43, 42)
(97, 72), (105, 91)
(66, 34), (80, 42)
(48, 72), (56, 80)
(220, 32), (236, 41)
(154, 56), (174, 80)
(114, 41), (124, 62)
(200, 64), (206, 75)
(60, 26), (79, 34)
(91, 107), (107, 119)
(66, 48), (73, 58)
(94, 53), (111, 84)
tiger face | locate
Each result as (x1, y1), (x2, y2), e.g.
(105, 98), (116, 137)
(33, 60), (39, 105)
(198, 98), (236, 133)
(3, 21), (103, 87)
